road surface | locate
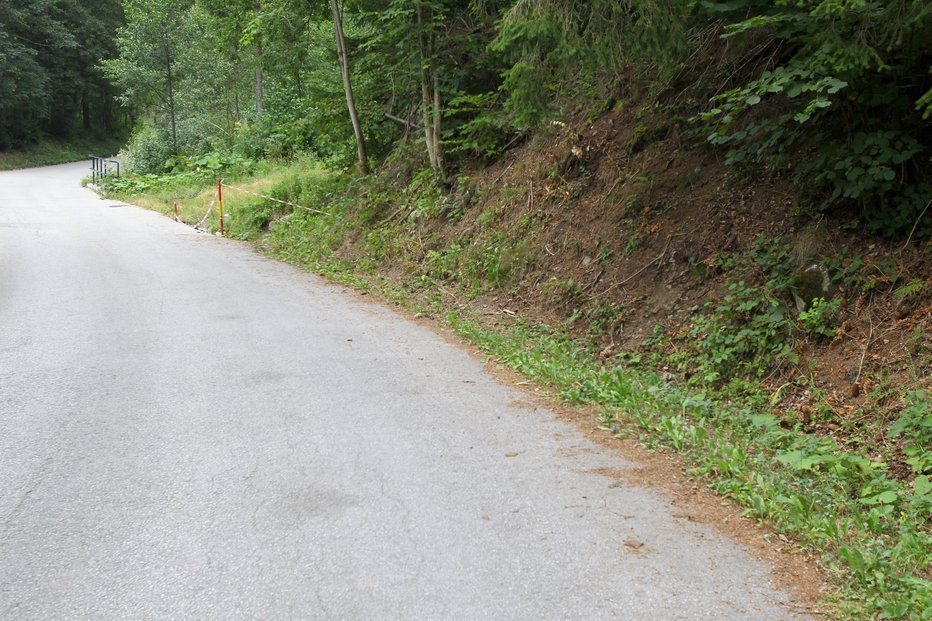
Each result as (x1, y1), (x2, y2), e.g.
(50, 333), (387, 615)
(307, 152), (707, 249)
(0, 162), (810, 619)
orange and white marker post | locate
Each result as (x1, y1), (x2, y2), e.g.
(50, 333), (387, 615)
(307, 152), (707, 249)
(217, 178), (224, 236)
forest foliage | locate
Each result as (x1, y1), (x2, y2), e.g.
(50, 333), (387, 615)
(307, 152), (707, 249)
(0, 0), (125, 148)
(0, 0), (932, 235)
(2, 0), (929, 223)
(85, 0), (931, 235)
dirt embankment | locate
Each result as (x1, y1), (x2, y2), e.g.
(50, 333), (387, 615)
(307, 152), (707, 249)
(351, 94), (931, 476)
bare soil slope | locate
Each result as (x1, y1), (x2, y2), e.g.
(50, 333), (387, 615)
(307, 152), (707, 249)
(357, 96), (931, 478)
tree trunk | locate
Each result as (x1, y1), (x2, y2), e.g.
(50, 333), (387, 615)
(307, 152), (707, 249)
(331, 0), (368, 174)
(166, 54), (177, 153)
(416, 4), (444, 177)
(255, 46), (264, 116)
(430, 32), (445, 174)
(254, 1), (264, 117)
(417, 5), (436, 169)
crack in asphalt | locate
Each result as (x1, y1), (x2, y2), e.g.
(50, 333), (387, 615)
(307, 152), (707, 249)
(2, 456), (53, 529)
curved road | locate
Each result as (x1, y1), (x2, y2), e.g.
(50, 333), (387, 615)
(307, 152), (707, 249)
(1, 162), (808, 619)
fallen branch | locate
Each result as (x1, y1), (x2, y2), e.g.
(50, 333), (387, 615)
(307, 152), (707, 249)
(385, 112), (420, 130)
(596, 235), (680, 298)
(491, 161), (514, 187)
(854, 308), (874, 387)
(379, 203), (413, 225)
(614, 251), (664, 288)
(900, 198), (930, 252)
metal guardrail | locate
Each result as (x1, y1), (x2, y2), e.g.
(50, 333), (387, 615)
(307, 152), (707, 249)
(89, 155), (120, 184)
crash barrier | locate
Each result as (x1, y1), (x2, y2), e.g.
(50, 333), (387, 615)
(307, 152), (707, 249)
(90, 156), (119, 184)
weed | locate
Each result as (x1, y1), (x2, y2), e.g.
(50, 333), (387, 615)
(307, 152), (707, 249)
(405, 169), (445, 220)
(424, 244), (464, 282)
(459, 232), (531, 290)
(545, 277), (586, 311)
(895, 279), (928, 301)
(644, 324), (666, 351)
(596, 245), (614, 265)
(690, 280), (796, 383)
(890, 390), (932, 477)
(477, 207), (496, 228)
(586, 302), (625, 339)
(798, 297), (841, 338)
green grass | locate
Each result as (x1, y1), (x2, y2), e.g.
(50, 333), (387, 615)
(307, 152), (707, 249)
(102, 156), (331, 238)
(0, 135), (126, 171)
(105, 158), (932, 620)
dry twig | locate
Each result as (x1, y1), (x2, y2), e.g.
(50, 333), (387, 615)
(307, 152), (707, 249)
(855, 309), (874, 386)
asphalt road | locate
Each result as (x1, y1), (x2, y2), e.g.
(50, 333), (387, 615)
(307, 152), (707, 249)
(0, 162), (809, 619)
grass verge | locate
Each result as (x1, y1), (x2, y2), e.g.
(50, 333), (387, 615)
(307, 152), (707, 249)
(0, 136), (126, 171)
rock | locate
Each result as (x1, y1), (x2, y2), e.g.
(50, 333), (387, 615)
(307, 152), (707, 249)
(792, 263), (835, 312)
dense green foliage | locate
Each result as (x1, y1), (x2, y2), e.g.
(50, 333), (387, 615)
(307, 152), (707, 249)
(90, 0), (930, 234)
(3, 0), (928, 230)
(0, 0), (125, 149)
(491, 0), (691, 127)
(698, 0), (932, 235)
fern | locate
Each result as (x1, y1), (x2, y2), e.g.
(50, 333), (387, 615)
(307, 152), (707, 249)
(894, 279), (927, 300)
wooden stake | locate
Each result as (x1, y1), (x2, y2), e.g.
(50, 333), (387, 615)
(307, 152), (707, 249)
(217, 179), (224, 236)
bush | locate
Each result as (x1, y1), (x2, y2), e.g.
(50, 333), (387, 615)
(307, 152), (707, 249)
(696, 0), (932, 236)
(798, 297), (841, 338)
(691, 280), (796, 383)
(891, 390), (932, 476)
(122, 126), (175, 174)
(164, 151), (254, 177)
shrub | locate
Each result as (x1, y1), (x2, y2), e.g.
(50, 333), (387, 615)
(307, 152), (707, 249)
(696, 0), (932, 236)
(798, 297), (841, 338)
(122, 126), (175, 174)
